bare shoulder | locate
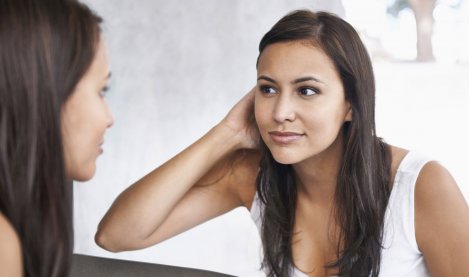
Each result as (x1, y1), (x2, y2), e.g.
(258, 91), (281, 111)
(414, 161), (469, 275)
(0, 213), (23, 276)
(415, 161), (465, 213)
(227, 149), (261, 210)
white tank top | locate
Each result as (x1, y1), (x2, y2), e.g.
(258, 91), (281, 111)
(250, 151), (431, 277)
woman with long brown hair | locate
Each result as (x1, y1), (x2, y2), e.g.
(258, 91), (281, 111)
(0, 0), (113, 276)
(96, 10), (469, 276)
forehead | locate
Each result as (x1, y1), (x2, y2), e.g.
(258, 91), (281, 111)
(71, 38), (109, 94)
(257, 41), (339, 83)
(88, 39), (109, 75)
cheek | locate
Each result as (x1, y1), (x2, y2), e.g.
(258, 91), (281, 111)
(61, 110), (100, 179)
(63, 131), (98, 181)
(303, 105), (343, 136)
(62, 111), (81, 162)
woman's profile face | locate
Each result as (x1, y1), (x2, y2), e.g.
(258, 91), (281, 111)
(61, 39), (113, 181)
(254, 41), (351, 165)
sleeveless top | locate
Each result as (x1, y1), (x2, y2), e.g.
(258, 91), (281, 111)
(250, 151), (431, 276)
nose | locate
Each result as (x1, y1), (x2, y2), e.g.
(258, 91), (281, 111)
(273, 93), (296, 123)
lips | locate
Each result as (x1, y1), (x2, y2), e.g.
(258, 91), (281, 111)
(99, 141), (104, 154)
(268, 131), (304, 144)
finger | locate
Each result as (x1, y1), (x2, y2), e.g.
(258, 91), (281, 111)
(240, 88), (255, 104)
(247, 86), (256, 100)
(238, 86), (254, 101)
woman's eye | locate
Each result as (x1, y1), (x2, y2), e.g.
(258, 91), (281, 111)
(299, 87), (317, 96)
(260, 86), (277, 95)
(100, 86), (109, 98)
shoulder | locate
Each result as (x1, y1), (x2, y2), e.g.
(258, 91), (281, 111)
(414, 161), (463, 213)
(0, 213), (23, 276)
(414, 161), (469, 274)
(414, 161), (464, 222)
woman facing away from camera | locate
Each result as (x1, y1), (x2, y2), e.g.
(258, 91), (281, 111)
(96, 10), (469, 277)
(0, 0), (113, 276)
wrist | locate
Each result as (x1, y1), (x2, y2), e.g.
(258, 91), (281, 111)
(210, 123), (244, 152)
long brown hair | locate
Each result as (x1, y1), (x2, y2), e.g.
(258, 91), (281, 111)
(0, 0), (102, 275)
(256, 10), (391, 276)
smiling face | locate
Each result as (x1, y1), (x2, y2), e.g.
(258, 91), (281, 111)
(61, 39), (114, 181)
(254, 41), (351, 166)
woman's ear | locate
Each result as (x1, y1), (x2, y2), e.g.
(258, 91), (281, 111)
(345, 103), (352, 122)
(345, 109), (352, 121)
(344, 101), (352, 122)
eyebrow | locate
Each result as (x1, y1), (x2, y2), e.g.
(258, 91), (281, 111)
(257, 75), (323, 85)
(105, 72), (112, 80)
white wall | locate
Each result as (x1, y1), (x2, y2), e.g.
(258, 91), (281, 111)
(73, 1), (344, 276)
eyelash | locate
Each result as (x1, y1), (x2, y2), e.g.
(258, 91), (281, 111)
(298, 87), (319, 96)
(259, 85), (277, 95)
(100, 86), (109, 97)
(259, 85), (319, 96)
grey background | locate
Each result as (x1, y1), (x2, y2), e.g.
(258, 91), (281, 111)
(74, 1), (343, 276)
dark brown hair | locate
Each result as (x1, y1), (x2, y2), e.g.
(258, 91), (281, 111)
(0, 0), (102, 275)
(256, 10), (391, 276)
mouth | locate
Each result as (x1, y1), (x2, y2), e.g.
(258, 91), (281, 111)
(268, 131), (304, 144)
(99, 141), (104, 154)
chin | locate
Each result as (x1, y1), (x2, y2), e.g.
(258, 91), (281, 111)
(70, 164), (97, 182)
(270, 151), (303, 165)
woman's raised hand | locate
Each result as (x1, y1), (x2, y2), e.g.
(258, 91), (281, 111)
(218, 88), (259, 150)
(96, 89), (261, 252)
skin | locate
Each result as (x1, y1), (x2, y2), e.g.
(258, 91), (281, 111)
(415, 162), (469, 276)
(0, 213), (23, 277)
(62, 39), (114, 181)
(255, 41), (351, 167)
(255, 41), (353, 275)
(0, 38), (113, 276)
(96, 41), (469, 277)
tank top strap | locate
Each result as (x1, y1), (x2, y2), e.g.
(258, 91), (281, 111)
(384, 150), (435, 254)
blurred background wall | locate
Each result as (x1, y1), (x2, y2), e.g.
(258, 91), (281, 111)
(74, 0), (468, 276)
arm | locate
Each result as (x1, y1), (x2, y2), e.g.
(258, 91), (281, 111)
(95, 90), (260, 252)
(0, 213), (23, 277)
(415, 162), (469, 276)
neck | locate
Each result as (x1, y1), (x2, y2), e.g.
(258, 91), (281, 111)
(292, 131), (344, 205)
